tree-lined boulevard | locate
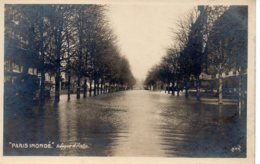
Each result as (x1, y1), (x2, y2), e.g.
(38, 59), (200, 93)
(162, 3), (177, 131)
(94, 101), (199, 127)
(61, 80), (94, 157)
(4, 4), (247, 157)
(5, 5), (135, 105)
(144, 6), (247, 113)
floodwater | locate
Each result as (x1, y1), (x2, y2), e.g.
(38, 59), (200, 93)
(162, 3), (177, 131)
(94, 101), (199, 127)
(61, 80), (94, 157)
(4, 90), (246, 157)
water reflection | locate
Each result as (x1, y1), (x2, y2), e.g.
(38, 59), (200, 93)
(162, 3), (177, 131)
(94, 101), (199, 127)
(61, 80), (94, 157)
(56, 94), (127, 156)
(4, 90), (246, 157)
(4, 103), (60, 155)
(111, 91), (165, 156)
(157, 100), (245, 157)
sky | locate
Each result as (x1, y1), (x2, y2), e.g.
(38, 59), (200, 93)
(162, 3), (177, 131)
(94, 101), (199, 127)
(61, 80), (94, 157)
(107, 4), (194, 81)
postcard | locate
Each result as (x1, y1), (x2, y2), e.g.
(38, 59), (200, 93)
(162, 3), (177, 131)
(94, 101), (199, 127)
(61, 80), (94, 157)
(0, 0), (255, 164)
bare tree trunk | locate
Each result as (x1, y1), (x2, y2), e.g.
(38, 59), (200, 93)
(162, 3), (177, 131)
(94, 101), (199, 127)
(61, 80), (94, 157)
(97, 80), (100, 95)
(108, 82), (111, 93)
(101, 80), (103, 94)
(39, 18), (46, 106)
(65, 33), (72, 101)
(218, 75), (223, 104)
(83, 78), (87, 98)
(89, 80), (92, 97)
(94, 80), (97, 96)
(196, 77), (201, 101)
(67, 73), (71, 101)
(171, 81), (175, 95)
(167, 82), (170, 94)
(54, 71), (61, 103)
(76, 76), (81, 99)
(54, 22), (63, 103)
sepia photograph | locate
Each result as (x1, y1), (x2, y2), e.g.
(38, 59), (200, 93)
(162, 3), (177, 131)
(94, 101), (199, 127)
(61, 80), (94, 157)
(1, 0), (256, 163)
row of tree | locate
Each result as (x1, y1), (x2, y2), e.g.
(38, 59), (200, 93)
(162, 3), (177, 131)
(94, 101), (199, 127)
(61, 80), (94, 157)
(5, 5), (136, 104)
(144, 6), (247, 106)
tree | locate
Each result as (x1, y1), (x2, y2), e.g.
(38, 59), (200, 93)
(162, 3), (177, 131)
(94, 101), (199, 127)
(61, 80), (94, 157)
(207, 6), (247, 107)
(173, 8), (201, 98)
(5, 4), (136, 105)
(6, 5), (55, 105)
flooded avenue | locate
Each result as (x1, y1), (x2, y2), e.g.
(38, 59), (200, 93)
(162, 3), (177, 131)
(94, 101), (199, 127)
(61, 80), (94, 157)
(4, 90), (246, 157)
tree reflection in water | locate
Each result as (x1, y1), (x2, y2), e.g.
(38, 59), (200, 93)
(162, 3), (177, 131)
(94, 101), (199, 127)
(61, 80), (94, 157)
(4, 90), (246, 157)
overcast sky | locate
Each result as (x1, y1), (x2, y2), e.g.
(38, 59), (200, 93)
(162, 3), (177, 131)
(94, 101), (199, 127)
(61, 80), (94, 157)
(107, 4), (194, 81)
